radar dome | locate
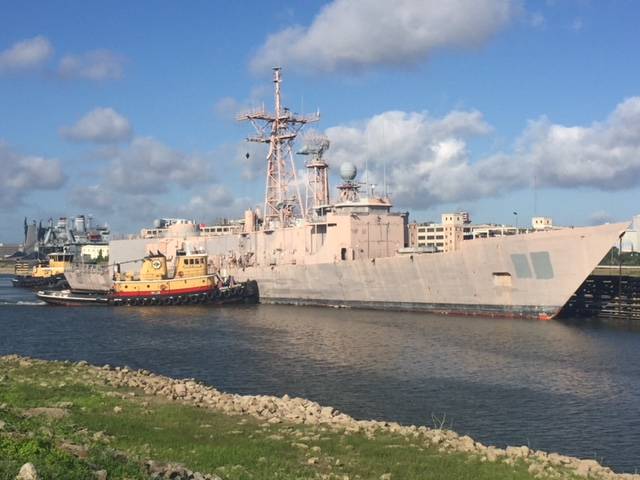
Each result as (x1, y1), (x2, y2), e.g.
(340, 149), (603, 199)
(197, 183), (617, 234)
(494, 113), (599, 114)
(340, 162), (357, 181)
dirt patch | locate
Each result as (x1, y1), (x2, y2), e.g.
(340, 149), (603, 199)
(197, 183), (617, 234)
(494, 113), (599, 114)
(23, 407), (68, 419)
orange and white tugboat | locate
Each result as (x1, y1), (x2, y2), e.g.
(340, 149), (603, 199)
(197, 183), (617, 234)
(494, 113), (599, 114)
(36, 249), (258, 306)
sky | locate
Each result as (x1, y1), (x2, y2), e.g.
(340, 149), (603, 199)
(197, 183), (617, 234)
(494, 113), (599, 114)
(1, 0), (640, 242)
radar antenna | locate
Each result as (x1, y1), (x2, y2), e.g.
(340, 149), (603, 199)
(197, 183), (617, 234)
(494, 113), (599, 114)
(238, 67), (319, 229)
(337, 162), (360, 203)
(298, 131), (330, 217)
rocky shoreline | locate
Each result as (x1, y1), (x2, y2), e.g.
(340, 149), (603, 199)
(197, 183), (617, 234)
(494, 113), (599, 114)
(2, 354), (637, 479)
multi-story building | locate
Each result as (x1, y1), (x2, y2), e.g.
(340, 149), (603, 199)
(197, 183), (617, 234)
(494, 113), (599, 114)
(410, 212), (473, 253)
(409, 212), (554, 252)
(80, 244), (109, 261)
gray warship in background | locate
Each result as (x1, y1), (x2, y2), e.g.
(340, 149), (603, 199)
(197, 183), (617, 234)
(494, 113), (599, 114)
(19, 215), (110, 258)
(65, 68), (627, 319)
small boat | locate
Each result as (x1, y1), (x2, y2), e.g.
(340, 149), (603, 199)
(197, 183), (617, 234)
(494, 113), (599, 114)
(36, 249), (259, 306)
(12, 252), (72, 289)
(35, 289), (111, 306)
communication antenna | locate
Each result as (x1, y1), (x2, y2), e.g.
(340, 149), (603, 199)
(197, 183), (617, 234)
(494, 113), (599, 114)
(364, 128), (370, 198)
(238, 68), (319, 229)
(382, 126), (387, 198)
(533, 173), (538, 216)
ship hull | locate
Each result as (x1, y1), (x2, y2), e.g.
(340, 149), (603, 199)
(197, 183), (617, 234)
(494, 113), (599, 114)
(12, 274), (69, 290)
(229, 223), (626, 320)
(65, 223), (626, 319)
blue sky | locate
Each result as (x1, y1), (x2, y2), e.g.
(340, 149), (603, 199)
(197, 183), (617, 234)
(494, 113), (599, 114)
(1, 0), (639, 242)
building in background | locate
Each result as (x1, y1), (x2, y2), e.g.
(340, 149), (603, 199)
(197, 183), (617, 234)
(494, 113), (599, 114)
(141, 218), (244, 239)
(21, 215), (110, 257)
(409, 213), (555, 252)
(621, 215), (640, 252)
(80, 244), (109, 262)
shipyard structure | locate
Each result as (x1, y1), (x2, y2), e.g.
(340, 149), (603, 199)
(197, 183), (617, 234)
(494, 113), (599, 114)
(66, 68), (627, 319)
(19, 215), (110, 260)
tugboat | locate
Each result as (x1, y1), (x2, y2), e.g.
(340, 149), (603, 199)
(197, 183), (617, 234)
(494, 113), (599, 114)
(12, 252), (72, 289)
(36, 249), (259, 306)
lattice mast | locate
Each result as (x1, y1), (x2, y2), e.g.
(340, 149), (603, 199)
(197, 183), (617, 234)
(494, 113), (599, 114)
(298, 134), (330, 217)
(238, 67), (319, 229)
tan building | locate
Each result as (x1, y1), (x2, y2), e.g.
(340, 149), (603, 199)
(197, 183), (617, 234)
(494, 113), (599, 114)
(410, 213), (553, 252)
(411, 212), (473, 252)
(80, 244), (109, 261)
(532, 217), (553, 230)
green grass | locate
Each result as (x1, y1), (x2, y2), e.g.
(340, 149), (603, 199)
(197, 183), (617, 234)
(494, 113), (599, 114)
(0, 357), (547, 479)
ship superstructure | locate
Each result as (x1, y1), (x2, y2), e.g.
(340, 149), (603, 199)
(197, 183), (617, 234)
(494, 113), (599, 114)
(238, 67), (319, 229)
(65, 68), (628, 319)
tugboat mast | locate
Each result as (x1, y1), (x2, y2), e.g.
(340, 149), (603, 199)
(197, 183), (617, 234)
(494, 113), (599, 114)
(238, 67), (319, 229)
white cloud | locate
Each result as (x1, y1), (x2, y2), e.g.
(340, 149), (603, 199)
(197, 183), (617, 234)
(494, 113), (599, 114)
(529, 12), (545, 28)
(0, 141), (65, 206)
(69, 185), (114, 213)
(237, 142), (269, 181)
(104, 137), (214, 194)
(589, 210), (613, 226)
(515, 97), (640, 190)
(0, 36), (53, 73)
(66, 140), (241, 230)
(251, 0), (516, 73)
(58, 50), (124, 80)
(61, 107), (133, 143)
(214, 97), (243, 120)
(184, 185), (254, 222)
(214, 85), (272, 121)
(326, 110), (496, 206)
(325, 97), (640, 209)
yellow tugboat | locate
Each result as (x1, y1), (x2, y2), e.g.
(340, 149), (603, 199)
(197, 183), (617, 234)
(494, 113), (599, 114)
(36, 249), (258, 306)
(12, 252), (73, 289)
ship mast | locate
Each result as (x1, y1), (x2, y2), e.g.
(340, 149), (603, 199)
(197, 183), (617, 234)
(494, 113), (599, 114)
(298, 133), (330, 218)
(238, 67), (319, 229)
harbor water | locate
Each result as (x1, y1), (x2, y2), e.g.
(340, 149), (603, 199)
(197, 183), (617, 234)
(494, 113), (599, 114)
(1, 274), (639, 473)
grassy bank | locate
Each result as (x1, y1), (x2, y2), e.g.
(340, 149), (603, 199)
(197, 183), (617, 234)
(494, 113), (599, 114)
(0, 356), (619, 480)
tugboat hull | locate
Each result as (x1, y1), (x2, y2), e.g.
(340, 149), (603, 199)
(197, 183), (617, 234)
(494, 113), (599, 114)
(36, 280), (259, 307)
(12, 274), (69, 290)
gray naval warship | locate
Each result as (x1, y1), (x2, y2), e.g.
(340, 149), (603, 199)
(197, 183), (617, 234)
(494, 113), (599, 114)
(65, 68), (627, 320)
